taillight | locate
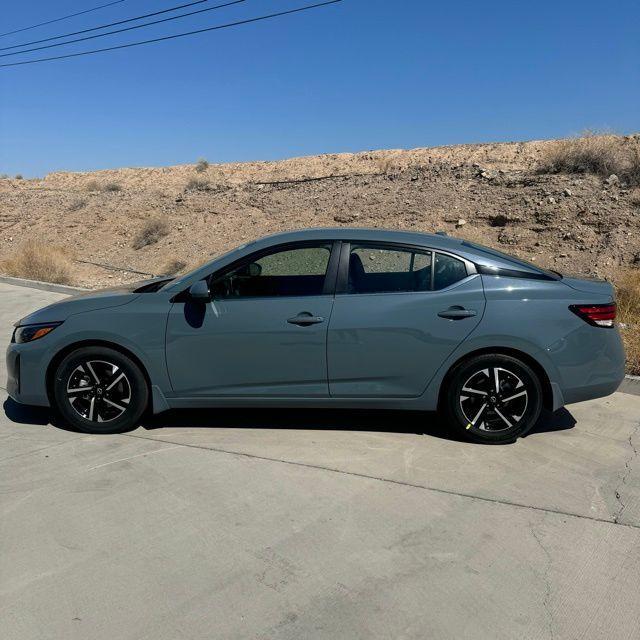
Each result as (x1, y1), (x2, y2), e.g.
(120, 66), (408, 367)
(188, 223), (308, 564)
(569, 303), (616, 328)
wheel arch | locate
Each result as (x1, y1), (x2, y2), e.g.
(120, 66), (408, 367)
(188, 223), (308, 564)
(45, 339), (152, 405)
(438, 346), (554, 412)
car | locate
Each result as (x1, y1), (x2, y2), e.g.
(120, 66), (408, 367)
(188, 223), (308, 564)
(6, 228), (625, 443)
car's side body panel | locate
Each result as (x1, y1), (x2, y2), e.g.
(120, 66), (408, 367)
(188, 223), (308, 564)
(327, 275), (486, 397)
(165, 295), (335, 397)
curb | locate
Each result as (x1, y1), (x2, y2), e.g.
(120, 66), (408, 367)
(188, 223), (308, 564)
(618, 376), (640, 397)
(0, 275), (87, 295)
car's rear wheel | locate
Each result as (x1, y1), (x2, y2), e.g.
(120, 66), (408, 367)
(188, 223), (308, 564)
(443, 353), (543, 443)
(52, 346), (148, 434)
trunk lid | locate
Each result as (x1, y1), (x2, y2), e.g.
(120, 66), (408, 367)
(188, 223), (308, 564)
(562, 276), (615, 300)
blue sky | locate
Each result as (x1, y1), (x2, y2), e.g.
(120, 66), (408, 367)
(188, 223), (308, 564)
(1, 0), (638, 177)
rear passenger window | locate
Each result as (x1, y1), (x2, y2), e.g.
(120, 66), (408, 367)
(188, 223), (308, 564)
(348, 245), (432, 294)
(433, 253), (468, 290)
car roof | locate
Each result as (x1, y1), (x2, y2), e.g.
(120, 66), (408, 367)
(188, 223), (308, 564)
(247, 227), (465, 251)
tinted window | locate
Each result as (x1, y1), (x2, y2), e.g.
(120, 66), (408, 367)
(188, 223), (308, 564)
(433, 253), (468, 290)
(348, 245), (432, 294)
(210, 245), (331, 298)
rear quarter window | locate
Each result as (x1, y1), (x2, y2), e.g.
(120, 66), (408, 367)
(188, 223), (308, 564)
(433, 253), (468, 290)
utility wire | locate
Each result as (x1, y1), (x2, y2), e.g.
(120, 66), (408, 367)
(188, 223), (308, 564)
(0, 0), (248, 58)
(0, 1), (127, 39)
(0, 0), (342, 69)
(1, 0), (217, 52)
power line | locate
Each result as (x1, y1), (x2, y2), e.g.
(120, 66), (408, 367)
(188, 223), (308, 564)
(0, 1), (128, 39)
(0, 0), (248, 58)
(1, 0), (215, 52)
(0, 0), (342, 69)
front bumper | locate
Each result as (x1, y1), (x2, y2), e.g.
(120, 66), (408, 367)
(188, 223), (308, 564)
(6, 342), (51, 407)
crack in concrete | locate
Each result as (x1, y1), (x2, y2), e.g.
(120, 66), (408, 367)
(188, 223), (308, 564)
(613, 420), (640, 524)
(124, 433), (640, 530)
(530, 516), (555, 640)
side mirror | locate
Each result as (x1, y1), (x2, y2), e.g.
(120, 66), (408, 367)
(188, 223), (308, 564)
(188, 280), (210, 301)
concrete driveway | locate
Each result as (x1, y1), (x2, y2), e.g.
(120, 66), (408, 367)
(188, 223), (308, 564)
(1, 281), (639, 640)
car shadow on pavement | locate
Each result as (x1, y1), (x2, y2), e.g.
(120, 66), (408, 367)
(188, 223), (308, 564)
(3, 398), (576, 444)
(139, 407), (576, 443)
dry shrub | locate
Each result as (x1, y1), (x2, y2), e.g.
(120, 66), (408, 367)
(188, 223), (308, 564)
(538, 133), (640, 186)
(1, 241), (72, 284)
(68, 198), (87, 212)
(375, 156), (395, 175)
(160, 258), (187, 276)
(629, 189), (640, 208)
(615, 269), (640, 375)
(132, 218), (170, 249)
(195, 158), (209, 173)
(185, 177), (210, 191)
(84, 180), (122, 193)
(15, 174), (23, 180)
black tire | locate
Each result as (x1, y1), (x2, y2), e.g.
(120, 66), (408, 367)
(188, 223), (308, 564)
(52, 346), (148, 434)
(443, 353), (543, 444)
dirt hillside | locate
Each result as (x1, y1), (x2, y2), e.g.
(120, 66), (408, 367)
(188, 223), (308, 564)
(1, 136), (639, 288)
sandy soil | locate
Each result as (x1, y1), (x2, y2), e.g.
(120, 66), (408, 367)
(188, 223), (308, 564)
(1, 136), (639, 287)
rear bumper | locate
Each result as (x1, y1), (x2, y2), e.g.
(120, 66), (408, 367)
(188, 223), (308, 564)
(551, 325), (626, 406)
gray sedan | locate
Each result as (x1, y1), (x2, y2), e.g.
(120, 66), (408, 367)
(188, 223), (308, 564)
(6, 228), (625, 443)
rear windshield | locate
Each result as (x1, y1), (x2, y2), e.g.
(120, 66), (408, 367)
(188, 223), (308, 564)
(462, 241), (561, 280)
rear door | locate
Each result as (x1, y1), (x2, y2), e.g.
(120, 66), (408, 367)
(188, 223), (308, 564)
(327, 242), (485, 397)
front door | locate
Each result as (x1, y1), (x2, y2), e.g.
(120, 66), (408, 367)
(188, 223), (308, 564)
(166, 242), (337, 397)
(327, 243), (485, 397)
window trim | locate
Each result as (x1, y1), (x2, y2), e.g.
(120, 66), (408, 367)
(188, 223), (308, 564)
(336, 241), (476, 296)
(204, 239), (342, 300)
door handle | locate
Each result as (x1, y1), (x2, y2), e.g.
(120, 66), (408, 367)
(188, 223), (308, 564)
(438, 307), (477, 320)
(287, 313), (325, 326)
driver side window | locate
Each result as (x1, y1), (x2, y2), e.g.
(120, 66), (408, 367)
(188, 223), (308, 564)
(210, 244), (332, 299)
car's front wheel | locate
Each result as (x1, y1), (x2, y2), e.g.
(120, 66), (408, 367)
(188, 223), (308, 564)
(444, 353), (543, 443)
(52, 346), (148, 434)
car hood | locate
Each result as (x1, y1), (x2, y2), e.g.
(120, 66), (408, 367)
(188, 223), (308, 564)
(14, 279), (160, 326)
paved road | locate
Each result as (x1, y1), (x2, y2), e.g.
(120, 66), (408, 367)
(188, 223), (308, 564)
(1, 282), (639, 640)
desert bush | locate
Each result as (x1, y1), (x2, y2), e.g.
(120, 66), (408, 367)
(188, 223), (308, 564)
(84, 180), (122, 193)
(15, 174), (23, 180)
(185, 177), (210, 191)
(195, 158), (209, 173)
(68, 198), (87, 212)
(629, 189), (640, 208)
(1, 241), (72, 284)
(615, 269), (640, 375)
(132, 218), (170, 250)
(161, 258), (188, 276)
(538, 133), (640, 186)
(375, 156), (395, 175)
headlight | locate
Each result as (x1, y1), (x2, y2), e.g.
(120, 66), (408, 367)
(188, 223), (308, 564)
(12, 322), (62, 344)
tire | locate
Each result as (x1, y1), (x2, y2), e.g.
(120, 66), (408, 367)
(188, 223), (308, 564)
(52, 346), (148, 434)
(443, 353), (543, 444)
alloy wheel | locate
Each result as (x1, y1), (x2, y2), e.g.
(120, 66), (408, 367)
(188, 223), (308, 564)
(459, 366), (529, 432)
(66, 359), (132, 423)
